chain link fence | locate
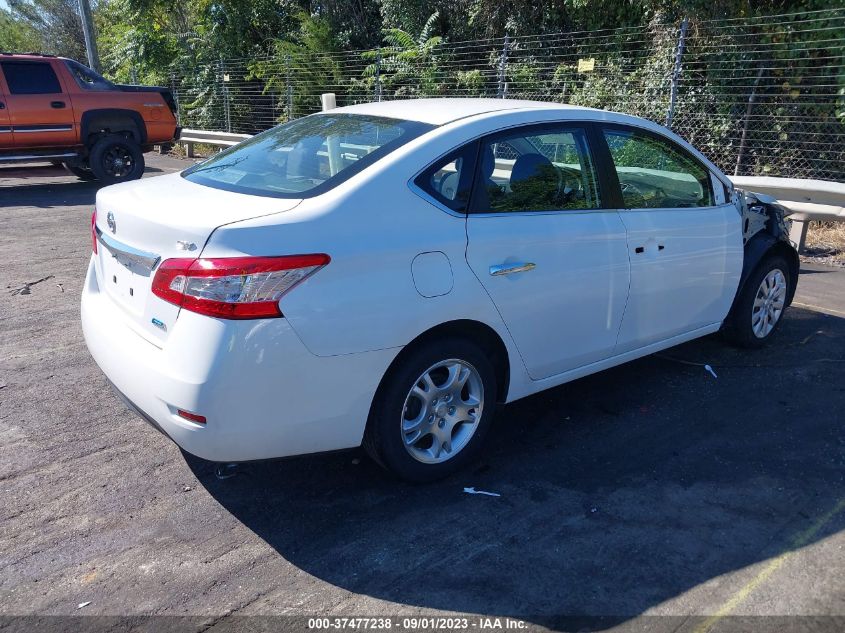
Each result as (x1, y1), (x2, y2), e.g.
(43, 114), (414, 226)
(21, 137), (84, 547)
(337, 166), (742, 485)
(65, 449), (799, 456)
(169, 8), (844, 181)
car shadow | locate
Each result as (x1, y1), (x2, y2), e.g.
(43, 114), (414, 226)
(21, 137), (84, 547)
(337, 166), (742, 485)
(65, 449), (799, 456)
(186, 307), (845, 626)
(797, 267), (836, 275)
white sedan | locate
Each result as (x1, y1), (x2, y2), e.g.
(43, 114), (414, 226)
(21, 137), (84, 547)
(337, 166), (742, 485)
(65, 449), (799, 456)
(82, 98), (798, 481)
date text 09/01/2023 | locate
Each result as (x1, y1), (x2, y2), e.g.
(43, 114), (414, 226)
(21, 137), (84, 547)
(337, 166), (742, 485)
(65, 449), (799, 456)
(307, 617), (529, 630)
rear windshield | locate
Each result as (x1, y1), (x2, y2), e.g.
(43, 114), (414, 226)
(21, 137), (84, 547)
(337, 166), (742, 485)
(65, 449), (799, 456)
(182, 114), (434, 198)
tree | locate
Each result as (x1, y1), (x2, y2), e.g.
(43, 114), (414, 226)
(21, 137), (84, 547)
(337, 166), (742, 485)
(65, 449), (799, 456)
(6, 0), (87, 59)
(362, 11), (446, 98)
(0, 8), (41, 52)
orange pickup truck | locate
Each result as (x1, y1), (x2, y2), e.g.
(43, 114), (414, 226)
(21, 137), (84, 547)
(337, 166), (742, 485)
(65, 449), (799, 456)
(0, 53), (180, 183)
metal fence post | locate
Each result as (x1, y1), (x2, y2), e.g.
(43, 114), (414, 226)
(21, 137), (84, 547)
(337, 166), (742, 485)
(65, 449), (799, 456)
(170, 75), (180, 125)
(665, 17), (689, 128)
(220, 59), (232, 133)
(497, 35), (510, 99)
(374, 49), (383, 101)
(734, 65), (765, 176)
(285, 54), (293, 121)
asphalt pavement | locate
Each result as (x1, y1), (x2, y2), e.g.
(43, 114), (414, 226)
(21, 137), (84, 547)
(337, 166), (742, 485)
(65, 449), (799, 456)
(1, 155), (843, 632)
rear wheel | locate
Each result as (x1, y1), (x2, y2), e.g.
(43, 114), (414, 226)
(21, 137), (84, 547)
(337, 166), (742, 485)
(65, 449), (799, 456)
(364, 338), (497, 482)
(89, 134), (145, 184)
(725, 255), (790, 348)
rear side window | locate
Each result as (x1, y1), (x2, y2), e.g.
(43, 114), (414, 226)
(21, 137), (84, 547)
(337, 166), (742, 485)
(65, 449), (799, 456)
(63, 59), (114, 91)
(602, 128), (714, 209)
(1, 61), (62, 94)
(183, 113), (434, 199)
(414, 143), (478, 212)
(469, 126), (601, 213)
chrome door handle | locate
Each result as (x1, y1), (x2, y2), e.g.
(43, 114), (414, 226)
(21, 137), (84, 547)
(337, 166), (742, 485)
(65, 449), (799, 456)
(489, 262), (536, 276)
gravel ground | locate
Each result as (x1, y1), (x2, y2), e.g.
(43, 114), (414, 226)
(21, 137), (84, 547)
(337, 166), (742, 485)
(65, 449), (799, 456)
(1, 156), (844, 632)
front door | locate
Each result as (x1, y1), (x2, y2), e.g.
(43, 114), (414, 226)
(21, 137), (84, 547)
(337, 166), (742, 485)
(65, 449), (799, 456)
(0, 59), (76, 148)
(465, 123), (630, 380)
(599, 125), (743, 352)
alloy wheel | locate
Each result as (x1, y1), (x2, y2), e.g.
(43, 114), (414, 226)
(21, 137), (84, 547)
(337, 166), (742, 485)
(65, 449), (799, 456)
(401, 359), (484, 464)
(752, 268), (787, 338)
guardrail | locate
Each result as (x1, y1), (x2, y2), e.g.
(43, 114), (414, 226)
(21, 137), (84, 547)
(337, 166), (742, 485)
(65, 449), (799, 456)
(178, 129), (253, 158)
(729, 177), (845, 252)
(171, 124), (843, 254)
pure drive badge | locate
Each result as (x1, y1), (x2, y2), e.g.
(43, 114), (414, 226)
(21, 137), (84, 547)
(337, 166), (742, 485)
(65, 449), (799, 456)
(107, 211), (116, 233)
(151, 318), (166, 331)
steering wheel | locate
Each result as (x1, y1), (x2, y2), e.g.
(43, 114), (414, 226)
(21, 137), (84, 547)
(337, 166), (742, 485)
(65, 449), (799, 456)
(555, 165), (583, 204)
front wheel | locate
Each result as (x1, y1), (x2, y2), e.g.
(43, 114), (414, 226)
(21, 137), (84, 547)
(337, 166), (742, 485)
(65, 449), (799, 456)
(725, 255), (790, 348)
(364, 338), (498, 482)
(89, 134), (145, 184)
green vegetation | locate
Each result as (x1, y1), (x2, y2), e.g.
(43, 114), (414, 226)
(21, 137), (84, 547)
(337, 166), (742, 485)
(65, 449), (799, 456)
(0, 0), (840, 179)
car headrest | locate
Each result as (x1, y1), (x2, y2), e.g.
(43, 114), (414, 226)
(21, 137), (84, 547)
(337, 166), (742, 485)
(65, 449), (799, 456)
(510, 153), (556, 194)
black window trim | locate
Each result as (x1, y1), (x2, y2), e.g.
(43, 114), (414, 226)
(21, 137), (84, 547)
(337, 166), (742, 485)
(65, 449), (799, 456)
(411, 141), (480, 215)
(594, 122), (718, 211)
(0, 60), (63, 95)
(466, 121), (612, 216)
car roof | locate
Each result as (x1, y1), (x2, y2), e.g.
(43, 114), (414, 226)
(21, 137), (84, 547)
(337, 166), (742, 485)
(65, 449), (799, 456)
(334, 98), (601, 126)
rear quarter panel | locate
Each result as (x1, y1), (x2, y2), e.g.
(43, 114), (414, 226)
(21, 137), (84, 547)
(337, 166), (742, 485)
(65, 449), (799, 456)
(57, 61), (177, 144)
(198, 115), (531, 388)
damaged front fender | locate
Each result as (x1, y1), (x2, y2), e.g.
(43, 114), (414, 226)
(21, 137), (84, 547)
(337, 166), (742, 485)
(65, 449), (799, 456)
(733, 189), (799, 308)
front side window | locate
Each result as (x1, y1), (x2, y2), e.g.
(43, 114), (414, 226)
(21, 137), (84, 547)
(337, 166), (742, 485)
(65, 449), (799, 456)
(470, 126), (600, 213)
(603, 128), (714, 209)
(1, 61), (62, 94)
(183, 114), (434, 198)
(63, 59), (114, 91)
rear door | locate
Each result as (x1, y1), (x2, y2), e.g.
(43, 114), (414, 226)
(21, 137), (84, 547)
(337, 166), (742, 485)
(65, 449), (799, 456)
(0, 59), (76, 148)
(465, 123), (630, 380)
(0, 76), (11, 149)
(599, 125), (743, 352)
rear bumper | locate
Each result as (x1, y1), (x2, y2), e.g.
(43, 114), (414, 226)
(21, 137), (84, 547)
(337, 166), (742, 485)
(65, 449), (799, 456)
(81, 256), (397, 462)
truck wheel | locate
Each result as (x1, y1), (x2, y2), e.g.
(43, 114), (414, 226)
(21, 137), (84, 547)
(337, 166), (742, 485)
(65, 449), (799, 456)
(364, 337), (497, 482)
(725, 255), (790, 348)
(89, 134), (145, 183)
(63, 160), (96, 181)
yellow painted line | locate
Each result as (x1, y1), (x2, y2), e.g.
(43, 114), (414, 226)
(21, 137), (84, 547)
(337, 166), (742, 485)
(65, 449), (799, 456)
(792, 301), (845, 318)
(693, 498), (845, 633)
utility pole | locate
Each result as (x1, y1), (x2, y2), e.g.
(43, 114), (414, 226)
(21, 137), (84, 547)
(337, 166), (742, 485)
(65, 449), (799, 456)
(77, 0), (101, 73)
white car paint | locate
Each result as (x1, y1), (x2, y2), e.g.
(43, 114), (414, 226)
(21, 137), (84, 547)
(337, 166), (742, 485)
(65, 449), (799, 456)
(82, 98), (744, 464)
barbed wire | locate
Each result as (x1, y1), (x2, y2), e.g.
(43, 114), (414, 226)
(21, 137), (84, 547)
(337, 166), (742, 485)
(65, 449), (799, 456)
(169, 7), (844, 181)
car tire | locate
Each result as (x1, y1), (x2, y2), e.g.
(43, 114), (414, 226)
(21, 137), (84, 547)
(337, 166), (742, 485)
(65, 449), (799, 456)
(63, 160), (97, 181)
(89, 134), (145, 184)
(725, 255), (790, 348)
(364, 337), (498, 482)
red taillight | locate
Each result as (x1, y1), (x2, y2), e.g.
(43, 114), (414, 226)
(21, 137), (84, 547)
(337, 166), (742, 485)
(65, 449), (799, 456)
(151, 254), (330, 320)
(91, 210), (98, 254)
(177, 409), (206, 424)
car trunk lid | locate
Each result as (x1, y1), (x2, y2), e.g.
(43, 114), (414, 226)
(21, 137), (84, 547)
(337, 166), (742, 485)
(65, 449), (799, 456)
(94, 172), (301, 345)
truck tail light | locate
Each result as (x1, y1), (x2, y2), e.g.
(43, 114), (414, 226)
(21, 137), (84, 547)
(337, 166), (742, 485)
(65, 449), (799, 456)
(151, 254), (330, 319)
(91, 210), (98, 254)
